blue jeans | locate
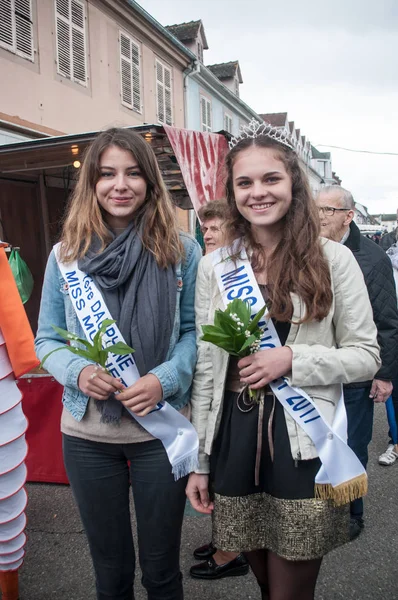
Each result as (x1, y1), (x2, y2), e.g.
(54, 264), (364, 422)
(63, 435), (187, 600)
(388, 376), (398, 444)
(343, 386), (373, 521)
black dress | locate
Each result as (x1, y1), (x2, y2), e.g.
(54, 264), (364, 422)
(210, 288), (350, 561)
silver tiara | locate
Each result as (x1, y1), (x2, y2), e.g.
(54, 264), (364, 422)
(228, 118), (296, 151)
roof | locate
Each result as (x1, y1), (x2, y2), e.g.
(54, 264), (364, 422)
(355, 203), (369, 217)
(207, 61), (243, 83)
(372, 213), (397, 221)
(126, 1), (195, 62)
(259, 112), (288, 127)
(166, 20), (209, 49)
(311, 144), (331, 159)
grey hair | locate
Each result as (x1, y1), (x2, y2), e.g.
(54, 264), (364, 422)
(318, 185), (355, 210)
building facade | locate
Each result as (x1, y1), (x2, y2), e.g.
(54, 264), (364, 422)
(166, 20), (261, 136)
(0, 0), (195, 140)
(260, 112), (341, 195)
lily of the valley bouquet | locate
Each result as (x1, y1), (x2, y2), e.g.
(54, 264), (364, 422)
(201, 298), (266, 402)
(40, 318), (134, 371)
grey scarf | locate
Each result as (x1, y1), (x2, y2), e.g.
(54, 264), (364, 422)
(78, 222), (176, 422)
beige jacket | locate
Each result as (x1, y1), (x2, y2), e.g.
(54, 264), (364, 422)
(191, 238), (381, 473)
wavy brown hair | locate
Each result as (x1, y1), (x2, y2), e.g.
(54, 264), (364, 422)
(59, 128), (183, 268)
(225, 136), (332, 323)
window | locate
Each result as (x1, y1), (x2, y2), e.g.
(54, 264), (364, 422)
(317, 161), (326, 177)
(0, 0), (34, 61)
(55, 0), (87, 86)
(156, 59), (173, 125)
(197, 40), (202, 62)
(201, 96), (211, 132)
(120, 32), (141, 112)
(224, 113), (233, 133)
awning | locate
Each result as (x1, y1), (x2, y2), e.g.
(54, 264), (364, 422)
(0, 125), (193, 209)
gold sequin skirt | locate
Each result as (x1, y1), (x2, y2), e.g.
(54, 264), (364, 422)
(212, 491), (350, 561)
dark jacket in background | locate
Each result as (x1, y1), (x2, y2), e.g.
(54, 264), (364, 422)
(344, 221), (398, 387)
(380, 228), (397, 252)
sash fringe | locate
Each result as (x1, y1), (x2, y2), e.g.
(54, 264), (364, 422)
(171, 452), (199, 481)
(314, 473), (368, 506)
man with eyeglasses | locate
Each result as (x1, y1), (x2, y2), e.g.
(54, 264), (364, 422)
(316, 186), (398, 540)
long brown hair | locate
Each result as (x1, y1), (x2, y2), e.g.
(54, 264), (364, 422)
(225, 136), (332, 323)
(60, 128), (183, 267)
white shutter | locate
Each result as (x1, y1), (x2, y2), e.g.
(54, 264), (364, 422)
(156, 60), (165, 124)
(55, 0), (87, 86)
(206, 100), (211, 131)
(120, 31), (141, 112)
(131, 39), (140, 111)
(15, 0), (33, 60)
(224, 114), (232, 133)
(201, 96), (211, 132)
(163, 65), (172, 125)
(201, 96), (206, 132)
(156, 60), (173, 125)
(0, 0), (14, 51)
(0, 0), (33, 61)
(71, 0), (85, 84)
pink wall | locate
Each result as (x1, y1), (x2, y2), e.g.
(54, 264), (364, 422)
(0, 0), (188, 135)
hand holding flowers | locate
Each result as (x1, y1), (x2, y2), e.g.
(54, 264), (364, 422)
(40, 318), (134, 400)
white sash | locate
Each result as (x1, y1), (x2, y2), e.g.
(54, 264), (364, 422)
(54, 244), (198, 480)
(212, 242), (367, 504)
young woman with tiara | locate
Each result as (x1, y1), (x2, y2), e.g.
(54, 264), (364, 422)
(35, 128), (202, 600)
(186, 121), (381, 599)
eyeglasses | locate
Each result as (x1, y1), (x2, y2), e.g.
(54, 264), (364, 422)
(317, 206), (351, 217)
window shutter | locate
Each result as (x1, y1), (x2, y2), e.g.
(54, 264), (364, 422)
(71, 0), (86, 84)
(201, 97), (211, 132)
(0, 0), (33, 60)
(131, 39), (140, 111)
(0, 0), (14, 50)
(201, 97), (207, 132)
(156, 60), (165, 124)
(164, 65), (172, 125)
(206, 100), (211, 131)
(224, 114), (232, 133)
(120, 33), (132, 107)
(120, 32), (141, 112)
(156, 60), (173, 125)
(55, 0), (87, 86)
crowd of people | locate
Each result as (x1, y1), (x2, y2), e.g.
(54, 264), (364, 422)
(34, 123), (397, 600)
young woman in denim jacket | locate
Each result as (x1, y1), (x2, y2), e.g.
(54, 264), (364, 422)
(35, 128), (202, 600)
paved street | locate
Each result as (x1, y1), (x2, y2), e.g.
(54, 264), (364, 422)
(10, 404), (397, 600)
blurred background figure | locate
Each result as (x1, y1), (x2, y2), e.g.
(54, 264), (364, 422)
(316, 186), (398, 540)
(379, 235), (398, 465)
(198, 200), (229, 255)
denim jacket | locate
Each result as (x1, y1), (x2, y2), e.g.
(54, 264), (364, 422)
(35, 232), (202, 421)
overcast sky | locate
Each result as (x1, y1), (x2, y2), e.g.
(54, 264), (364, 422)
(138, 0), (398, 216)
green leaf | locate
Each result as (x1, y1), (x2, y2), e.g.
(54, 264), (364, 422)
(40, 344), (94, 369)
(201, 324), (227, 337)
(99, 319), (116, 334)
(106, 342), (135, 355)
(238, 334), (257, 354)
(51, 324), (91, 348)
(201, 330), (233, 344)
(248, 305), (267, 333)
(98, 350), (109, 368)
(40, 346), (68, 368)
